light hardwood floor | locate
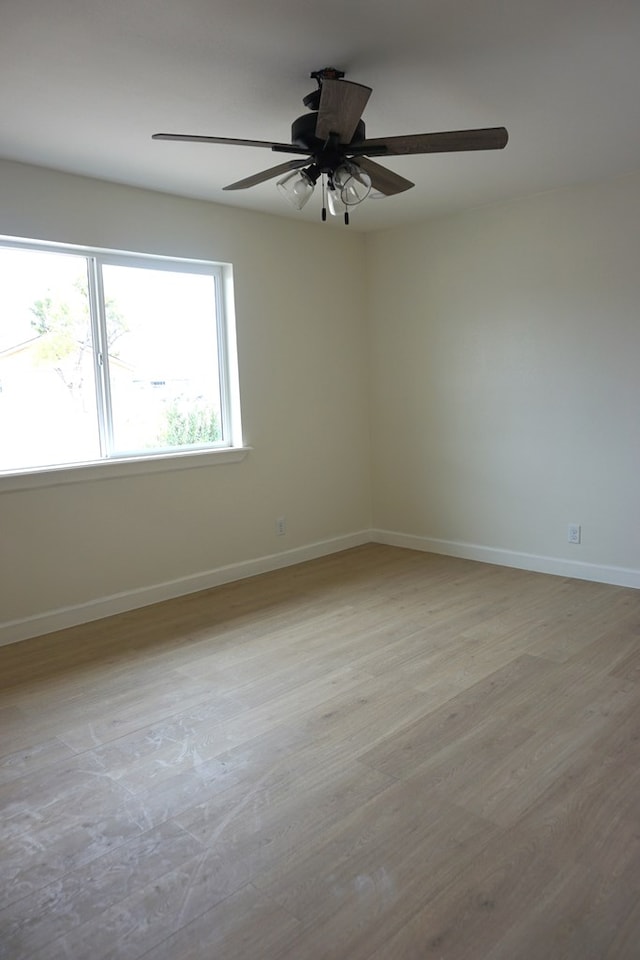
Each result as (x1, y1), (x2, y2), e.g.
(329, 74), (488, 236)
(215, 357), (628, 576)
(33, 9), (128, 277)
(1, 544), (639, 959)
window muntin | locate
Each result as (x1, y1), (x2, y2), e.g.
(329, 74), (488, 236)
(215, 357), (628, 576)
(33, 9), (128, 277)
(0, 239), (239, 474)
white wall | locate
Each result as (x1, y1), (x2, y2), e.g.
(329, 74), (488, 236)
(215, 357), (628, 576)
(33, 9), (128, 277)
(366, 172), (640, 584)
(0, 161), (372, 638)
(3, 160), (639, 643)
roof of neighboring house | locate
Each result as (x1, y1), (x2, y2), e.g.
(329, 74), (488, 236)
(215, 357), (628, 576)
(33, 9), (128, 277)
(0, 335), (134, 372)
(0, 336), (41, 358)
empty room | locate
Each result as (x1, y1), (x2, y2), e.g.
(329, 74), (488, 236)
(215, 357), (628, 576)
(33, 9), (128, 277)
(1, 1), (639, 958)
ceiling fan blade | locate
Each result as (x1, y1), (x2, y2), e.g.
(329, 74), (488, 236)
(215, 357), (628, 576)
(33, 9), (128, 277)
(315, 79), (372, 144)
(152, 133), (310, 155)
(352, 126), (509, 156)
(223, 159), (309, 191)
(354, 157), (414, 196)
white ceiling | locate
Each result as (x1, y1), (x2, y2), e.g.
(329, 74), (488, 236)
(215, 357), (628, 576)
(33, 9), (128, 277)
(2, 0), (640, 231)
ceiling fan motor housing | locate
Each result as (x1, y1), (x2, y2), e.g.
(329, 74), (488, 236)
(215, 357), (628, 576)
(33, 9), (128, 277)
(291, 112), (366, 152)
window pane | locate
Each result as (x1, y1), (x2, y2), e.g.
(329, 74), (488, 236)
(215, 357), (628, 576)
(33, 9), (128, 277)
(101, 264), (223, 454)
(0, 247), (100, 471)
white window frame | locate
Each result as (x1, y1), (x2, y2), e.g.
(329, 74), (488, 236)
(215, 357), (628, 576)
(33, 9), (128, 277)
(0, 237), (247, 491)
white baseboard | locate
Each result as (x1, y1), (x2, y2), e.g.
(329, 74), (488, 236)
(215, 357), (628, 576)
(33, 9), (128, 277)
(371, 529), (640, 590)
(0, 530), (371, 647)
(4, 528), (637, 647)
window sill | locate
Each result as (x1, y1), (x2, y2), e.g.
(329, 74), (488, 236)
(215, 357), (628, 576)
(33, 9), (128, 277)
(0, 447), (251, 493)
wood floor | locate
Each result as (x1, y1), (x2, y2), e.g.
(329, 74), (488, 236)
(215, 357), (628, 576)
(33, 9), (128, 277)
(1, 544), (639, 960)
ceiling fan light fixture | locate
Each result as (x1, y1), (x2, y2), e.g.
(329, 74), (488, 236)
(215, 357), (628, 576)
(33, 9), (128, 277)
(334, 162), (372, 206)
(276, 167), (317, 209)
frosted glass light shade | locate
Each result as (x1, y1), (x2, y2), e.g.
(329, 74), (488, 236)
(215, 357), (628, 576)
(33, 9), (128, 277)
(277, 169), (315, 210)
(327, 186), (347, 216)
(334, 163), (372, 206)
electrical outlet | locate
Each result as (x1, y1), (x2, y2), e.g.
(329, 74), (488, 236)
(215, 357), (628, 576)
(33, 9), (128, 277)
(567, 523), (581, 544)
(276, 517), (286, 536)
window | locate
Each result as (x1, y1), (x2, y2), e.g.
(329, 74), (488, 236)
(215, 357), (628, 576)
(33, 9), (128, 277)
(0, 239), (242, 477)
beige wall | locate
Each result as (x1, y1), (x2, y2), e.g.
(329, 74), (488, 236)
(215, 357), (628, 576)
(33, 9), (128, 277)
(0, 161), (372, 630)
(367, 172), (640, 576)
(2, 160), (639, 640)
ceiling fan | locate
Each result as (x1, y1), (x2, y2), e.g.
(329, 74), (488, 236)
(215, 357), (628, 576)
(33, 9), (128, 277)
(153, 68), (508, 224)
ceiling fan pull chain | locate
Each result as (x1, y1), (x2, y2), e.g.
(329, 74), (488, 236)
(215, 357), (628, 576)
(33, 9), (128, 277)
(344, 211), (350, 226)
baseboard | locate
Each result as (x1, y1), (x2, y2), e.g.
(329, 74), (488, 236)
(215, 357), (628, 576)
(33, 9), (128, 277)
(4, 528), (637, 647)
(0, 530), (371, 647)
(371, 529), (640, 590)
